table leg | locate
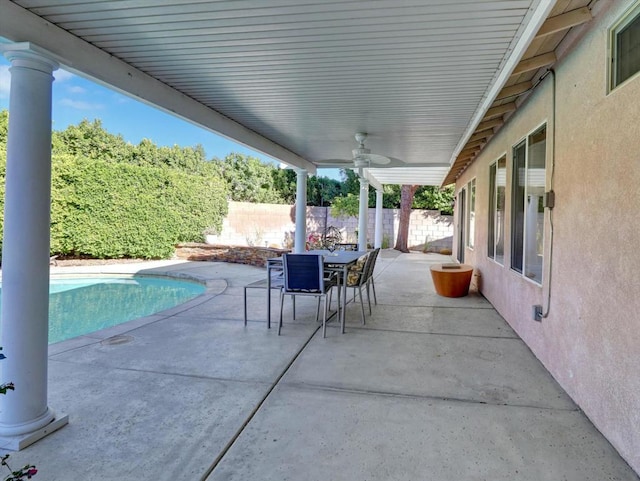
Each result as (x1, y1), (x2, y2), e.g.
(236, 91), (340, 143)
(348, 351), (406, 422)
(267, 265), (272, 329)
(244, 286), (248, 326)
(341, 265), (348, 333)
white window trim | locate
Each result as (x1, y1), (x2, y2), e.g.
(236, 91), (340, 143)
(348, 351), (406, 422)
(608, 0), (640, 92)
(488, 161), (497, 260)
(510, 122), (547, 286)
(466, 178), (476, 250)
(489, 154), (507, 266)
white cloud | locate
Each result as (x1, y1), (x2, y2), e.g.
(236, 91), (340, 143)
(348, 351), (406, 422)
(113, 93), (131, 104)
(68, 85), (86, 94)
(59, 98), (104, 111)
(53, 69), (74, 83)
(0, 65), (10, 99)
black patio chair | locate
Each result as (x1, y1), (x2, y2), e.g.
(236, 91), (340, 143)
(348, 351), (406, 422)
(344, 252), (373, 324)
(364, 247), (381, 307)
(279, 254), (338, 338)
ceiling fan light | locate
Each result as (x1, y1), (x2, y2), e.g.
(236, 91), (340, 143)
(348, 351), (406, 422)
(352, 147), (371, 157)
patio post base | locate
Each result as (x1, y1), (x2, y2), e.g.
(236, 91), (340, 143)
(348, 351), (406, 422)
(0, 413), (69, 451)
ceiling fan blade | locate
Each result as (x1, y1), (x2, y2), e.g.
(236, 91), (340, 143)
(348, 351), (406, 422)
(365, 153), (392, 165)
(383, 157), (408, 167)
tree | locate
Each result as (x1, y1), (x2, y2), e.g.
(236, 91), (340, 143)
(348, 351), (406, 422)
(413, 185), (455, 214)
(216, 153), (285, 203)
(330, 193), (360, 243)
(330, 193), (360, 219)
(340, 169), (376, 206)
(394, 185), (419, 252)
(271, 168), (297, 204)
(0, 110), (8, 146)
(375, 184), (454, 211)
(307, 175), (342, 206)
(52, 118), (133, 161)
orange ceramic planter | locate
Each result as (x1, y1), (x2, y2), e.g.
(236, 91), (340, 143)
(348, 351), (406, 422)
(430, 264), (474, 298)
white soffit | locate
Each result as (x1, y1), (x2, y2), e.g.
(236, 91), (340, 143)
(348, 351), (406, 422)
(367, 167), (452, 187)
(1, 0), (554, 184)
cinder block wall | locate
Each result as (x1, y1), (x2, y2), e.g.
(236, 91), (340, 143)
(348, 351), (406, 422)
(209, 201), (452, 250)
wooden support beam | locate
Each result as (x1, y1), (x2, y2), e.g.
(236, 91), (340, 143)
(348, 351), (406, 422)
(512, 52), (557, 75)
(468, 130), (492, 143)
(452, 162), (471, 173)
(484, 102), (516, 119)
(536, 7), (592, 38)
(465, 139), (487, 150)
(454, 156), (474, 168)
(495, 81), (532, 100)
(476, 117), (503, 133)
(457, 147), (480, 159)
(457, 150), (476, 158)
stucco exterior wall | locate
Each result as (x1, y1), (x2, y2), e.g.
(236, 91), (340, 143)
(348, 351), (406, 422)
(454, 1), (640, 472)
(212, 201), (453, 251)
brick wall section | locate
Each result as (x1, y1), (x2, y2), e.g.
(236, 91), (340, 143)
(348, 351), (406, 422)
(175, 243), (289, 267)
(207, 201), (453, 251)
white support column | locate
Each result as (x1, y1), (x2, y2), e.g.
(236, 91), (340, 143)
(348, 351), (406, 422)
(0, 44), (68, 447)
(374, 189), (384, 249)
(294, 169), (308, 253)
(357, 175), (369, 251)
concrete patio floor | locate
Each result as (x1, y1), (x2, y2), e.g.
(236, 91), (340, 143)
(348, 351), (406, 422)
(1, 251), (637, 480)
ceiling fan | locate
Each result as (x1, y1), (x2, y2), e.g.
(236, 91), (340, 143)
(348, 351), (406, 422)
(315, 132), (400, 168)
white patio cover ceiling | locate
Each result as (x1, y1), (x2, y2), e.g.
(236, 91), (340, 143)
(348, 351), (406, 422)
(0, 0), (561, 186)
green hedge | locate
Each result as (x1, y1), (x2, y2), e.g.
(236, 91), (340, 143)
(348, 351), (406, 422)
(42, 155), (226, 259)
(0, 111), (230, 259)
(0, 153), (228, 259)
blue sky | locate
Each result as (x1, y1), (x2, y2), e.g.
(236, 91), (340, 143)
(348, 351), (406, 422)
(0, 56), (340, 179)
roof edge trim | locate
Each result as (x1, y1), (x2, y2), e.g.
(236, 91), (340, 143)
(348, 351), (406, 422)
(446, 0), (557, 171)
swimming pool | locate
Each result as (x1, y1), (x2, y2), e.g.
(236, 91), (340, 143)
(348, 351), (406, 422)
(0, 275), (206, 344)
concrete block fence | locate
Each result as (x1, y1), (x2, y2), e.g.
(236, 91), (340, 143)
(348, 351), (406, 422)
(206, 201), (453, 251)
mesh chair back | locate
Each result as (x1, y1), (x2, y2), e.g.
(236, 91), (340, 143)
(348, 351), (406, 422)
(283, 254), (324, 293)
(365, 248), (381, 281)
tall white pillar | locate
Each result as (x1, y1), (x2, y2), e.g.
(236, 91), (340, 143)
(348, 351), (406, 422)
(0, 44), (68, 445)
(357, 176), (369, 251)
(294, 169), (308, 253)
(374, 189), (384, 249)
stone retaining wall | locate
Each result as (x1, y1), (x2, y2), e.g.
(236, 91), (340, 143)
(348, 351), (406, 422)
(175, 243), (289, 267)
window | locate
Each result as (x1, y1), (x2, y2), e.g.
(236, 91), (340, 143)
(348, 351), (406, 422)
(457, 187), (466, 263)
(610, 1), (640, 90)
(466, 178), (476, 249)
(488, 156), (506, 264)
(511, 125), (546, 284)
(511, 141), (526, 274)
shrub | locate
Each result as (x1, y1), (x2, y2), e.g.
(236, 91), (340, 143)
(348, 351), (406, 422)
(49, 156), (228, 259)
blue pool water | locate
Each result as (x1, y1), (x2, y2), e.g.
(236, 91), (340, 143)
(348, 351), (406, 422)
(0, 276), (205, 344)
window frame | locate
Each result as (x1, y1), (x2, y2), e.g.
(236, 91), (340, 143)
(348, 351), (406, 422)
(488, 155), (506, 265)
(510, 123), (547, 285)
(465, 178), (476, 250)
(488, 162), (496, 259)
(609, 0), (640, 92)
(510, 139), (527, 276)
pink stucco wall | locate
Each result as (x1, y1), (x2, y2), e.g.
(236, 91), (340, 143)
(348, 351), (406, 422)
(455, 1), (640, 473)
